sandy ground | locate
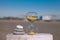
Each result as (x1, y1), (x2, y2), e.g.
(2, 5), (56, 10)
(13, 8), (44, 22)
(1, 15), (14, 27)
(0, 20), (60, 40)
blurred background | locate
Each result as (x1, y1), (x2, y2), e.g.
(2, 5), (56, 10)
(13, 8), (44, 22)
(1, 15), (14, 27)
(0, 0), (60, 40)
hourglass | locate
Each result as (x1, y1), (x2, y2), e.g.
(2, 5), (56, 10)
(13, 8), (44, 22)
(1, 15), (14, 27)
(25, 12), (39, 35)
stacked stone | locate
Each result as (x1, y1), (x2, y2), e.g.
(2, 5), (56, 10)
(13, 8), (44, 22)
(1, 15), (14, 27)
(13, 25), (25, 35)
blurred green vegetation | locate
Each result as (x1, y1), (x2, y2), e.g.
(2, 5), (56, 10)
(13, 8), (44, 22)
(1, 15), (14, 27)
(0, 17), (24, 20)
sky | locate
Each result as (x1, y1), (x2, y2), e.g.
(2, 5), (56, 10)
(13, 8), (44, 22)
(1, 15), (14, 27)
(0, 0), (60, 18)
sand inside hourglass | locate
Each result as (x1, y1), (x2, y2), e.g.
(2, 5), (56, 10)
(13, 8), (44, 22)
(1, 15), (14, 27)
(26, 16), (38, 22)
